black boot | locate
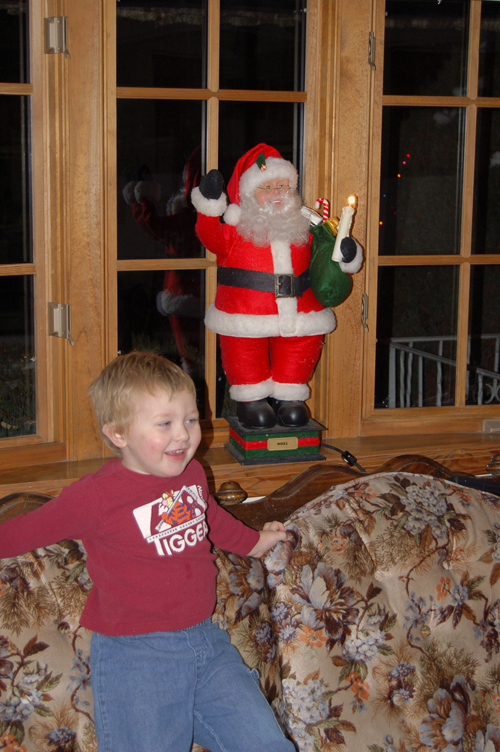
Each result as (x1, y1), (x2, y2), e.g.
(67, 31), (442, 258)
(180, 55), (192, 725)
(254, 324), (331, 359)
(269, 399), (309, 427)
(236, 399), (277, 429)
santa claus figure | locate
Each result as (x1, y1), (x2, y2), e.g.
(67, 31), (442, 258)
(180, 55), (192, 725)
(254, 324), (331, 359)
(191, 144), (362, 429)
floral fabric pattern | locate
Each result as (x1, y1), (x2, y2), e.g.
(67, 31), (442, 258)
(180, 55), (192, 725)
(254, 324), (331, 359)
(214, 473), (500, 752)
(0, 541), (96, 752)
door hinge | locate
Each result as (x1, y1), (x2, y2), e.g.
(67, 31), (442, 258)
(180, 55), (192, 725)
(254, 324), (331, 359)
(48, 303), (76, 346)
(361, 293), (369, 332)
(44, 17), (71, 58)
(368, 31), (376, 71)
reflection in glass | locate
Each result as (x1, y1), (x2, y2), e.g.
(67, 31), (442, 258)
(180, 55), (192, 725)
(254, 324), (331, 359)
(383, 0), (469, 96)
(116, 0), (205, 88)
(472, 109), (500, 255)
(0, 275), (35, 437)
(118, 270), (206, 414)
(219, 0), (306, 91)
(479, 1), (500, 98)
(218, 101), (303, 184)
(216, 336), (233, 420)
(0, 1), (28, 84)
(379, 107), (464, 256)
(467, 265), (500, 405)
(0, 96), (32, 265)
(117, 99), (204, 260)
(375, 266), (459, 408)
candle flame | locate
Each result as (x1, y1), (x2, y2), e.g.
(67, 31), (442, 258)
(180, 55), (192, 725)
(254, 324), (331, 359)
(347, 194), (357, 208)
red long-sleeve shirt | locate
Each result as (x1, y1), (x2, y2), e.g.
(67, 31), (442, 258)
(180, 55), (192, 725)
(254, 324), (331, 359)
(0, 459), (259, 636)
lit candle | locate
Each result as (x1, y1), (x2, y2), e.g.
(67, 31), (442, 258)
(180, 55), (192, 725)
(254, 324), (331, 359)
(332, 194), (357, 261)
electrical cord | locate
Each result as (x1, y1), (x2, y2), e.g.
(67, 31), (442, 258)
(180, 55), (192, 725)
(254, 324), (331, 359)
(321, 443), (366, 473)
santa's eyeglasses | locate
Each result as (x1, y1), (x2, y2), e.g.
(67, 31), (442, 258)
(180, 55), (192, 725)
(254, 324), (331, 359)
(257, 184), (292, 194)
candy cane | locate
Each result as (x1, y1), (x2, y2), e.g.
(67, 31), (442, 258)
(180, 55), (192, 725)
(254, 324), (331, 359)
(315, 198), (330, 221)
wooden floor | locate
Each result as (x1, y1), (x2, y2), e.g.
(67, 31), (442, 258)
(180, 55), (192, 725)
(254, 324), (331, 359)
(0, 431), (499, 499)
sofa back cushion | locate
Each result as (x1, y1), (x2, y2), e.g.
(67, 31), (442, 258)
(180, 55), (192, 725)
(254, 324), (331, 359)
(215, 472), (500, 752)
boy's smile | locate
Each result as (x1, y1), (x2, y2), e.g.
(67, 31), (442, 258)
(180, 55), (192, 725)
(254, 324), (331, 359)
(104, 389), (201, 477)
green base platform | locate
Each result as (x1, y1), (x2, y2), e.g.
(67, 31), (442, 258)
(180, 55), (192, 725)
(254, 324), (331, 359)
(225, 417), (326, 466)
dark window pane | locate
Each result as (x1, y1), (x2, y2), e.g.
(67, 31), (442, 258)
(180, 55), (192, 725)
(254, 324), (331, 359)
(478, 1), (500, 98)
(0, 1), (28, 84)
(0, 275), (35, 437)
(383, 0), (469, 96)
(375, 265), (459, 408)
(379, 107), (464, 256)
(218, 101), (303, 183)
(216, 336), (231, 420)
(219, 0), (306, 91)
(467, 265), (500, 405)
(117, 99), (204, 260)
(118, 269), (206, 413)
(472, 109), (500, 255)
(116, 0), (206, 88)
(0, 96), (32, 264)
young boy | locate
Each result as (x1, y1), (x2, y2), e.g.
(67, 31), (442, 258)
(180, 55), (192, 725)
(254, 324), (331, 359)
(0, 352), (295, 752)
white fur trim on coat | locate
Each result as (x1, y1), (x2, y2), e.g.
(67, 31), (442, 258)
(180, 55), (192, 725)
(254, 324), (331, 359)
(223, 203), (241, 226)
(204, 304), (336, 338)
(229, 378), (274, 402)
(191, 187), (227, 217)
(239, 156), (298, 197)
(272, 382), (310, 401)
(339, 238), (364, 274)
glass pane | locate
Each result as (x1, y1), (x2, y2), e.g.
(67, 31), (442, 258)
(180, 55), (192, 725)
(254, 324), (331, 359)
(472, 108), (500, 255)
(467, 265), (500, 405)
(0, 95), (32, 264)
(218, 101), (303, 183)
(219, 0), (306, 91)
(379, 107), (464, 256)
(0, 1), (28, 84)
(117, 99), (203, 260)
(0, 275), (35, 437)
(383, 0), (469, 96)
(118, 270), (206, 413)
(479, 0), (500, 98)
(375, 266), (459, 408)
(216, 337), (232, 420)
(116, 0), (205, 88)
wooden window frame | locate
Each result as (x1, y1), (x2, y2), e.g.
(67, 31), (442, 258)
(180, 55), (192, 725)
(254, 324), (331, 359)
(359, 0), (500, 438)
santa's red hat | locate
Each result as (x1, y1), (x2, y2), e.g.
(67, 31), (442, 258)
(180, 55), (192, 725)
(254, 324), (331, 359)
(224, 143), (298, 226)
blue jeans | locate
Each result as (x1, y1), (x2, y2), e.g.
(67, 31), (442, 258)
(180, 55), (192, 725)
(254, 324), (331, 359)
(91, 619), (295, 752)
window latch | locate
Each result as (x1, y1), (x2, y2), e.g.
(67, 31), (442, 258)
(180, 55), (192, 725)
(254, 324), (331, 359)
(48, 303), (76, 346)
(44, 17), (71, 59)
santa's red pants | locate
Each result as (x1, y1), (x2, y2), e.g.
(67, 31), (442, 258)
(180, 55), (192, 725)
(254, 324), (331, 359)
(219, 333), (323, 401)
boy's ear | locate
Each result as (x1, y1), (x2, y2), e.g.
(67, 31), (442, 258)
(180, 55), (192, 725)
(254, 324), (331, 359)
(102, 423), (127, 449)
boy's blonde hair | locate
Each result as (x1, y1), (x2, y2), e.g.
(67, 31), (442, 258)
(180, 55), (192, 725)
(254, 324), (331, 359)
(89, 351), (196, 455)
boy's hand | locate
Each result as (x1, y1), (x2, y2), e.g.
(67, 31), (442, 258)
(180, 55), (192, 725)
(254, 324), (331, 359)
(247, 521), (287, 558)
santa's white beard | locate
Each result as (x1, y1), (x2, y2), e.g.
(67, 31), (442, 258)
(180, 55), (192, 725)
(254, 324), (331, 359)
(237, 192), (311, 246)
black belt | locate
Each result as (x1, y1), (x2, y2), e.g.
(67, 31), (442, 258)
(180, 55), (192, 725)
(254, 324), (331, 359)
(217, 266), (310, 298)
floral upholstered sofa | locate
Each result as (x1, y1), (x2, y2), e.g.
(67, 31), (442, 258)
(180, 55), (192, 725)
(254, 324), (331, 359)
(214, 471), (500, 752)
(1, 467), (500, 752)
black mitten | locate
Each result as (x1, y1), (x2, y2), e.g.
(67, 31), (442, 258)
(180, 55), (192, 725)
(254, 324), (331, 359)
(340, 237), (357, 264)
(199, 169), (225, 200)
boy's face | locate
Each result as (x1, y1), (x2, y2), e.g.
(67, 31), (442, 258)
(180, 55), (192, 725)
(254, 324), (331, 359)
(103, 389), (201, 477)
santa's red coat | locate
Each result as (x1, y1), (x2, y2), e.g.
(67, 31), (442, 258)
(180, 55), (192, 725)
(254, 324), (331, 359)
(194, 212), (336, 339)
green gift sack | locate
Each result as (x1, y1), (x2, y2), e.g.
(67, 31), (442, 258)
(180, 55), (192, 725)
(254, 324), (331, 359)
(309, 221), (352, 307)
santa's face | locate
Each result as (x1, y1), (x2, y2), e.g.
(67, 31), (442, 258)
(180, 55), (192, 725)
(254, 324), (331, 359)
(254, 177), (291, 207)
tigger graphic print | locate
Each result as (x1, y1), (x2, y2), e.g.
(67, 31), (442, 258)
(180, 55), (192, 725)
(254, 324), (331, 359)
(133, 484), (209, 556)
